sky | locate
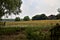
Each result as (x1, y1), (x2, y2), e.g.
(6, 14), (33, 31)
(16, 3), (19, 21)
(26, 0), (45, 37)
(2, 0), (60, 19)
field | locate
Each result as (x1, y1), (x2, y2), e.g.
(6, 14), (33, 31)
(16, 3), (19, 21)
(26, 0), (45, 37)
(0, 20), (60, 40)
(5, 20), (60, 27)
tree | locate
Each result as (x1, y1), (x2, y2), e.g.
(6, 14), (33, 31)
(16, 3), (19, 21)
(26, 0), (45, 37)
(56, 14), (60, 19)
(48, 15), (56, 20)
(39, 14), (48, 20)
(32, 15), (40, 20)
(0, 0), (22, 18)
(56, 8), (60, 19)
(23, 16), (30, 21)
(57, 8), (60, 14)
(32, 14), (48, 20)
(15, 17), (20, 21)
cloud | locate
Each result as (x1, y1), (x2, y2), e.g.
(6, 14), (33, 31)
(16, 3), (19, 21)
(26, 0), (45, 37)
(2, 0), (60, 19)
(19, 0), (60, 19)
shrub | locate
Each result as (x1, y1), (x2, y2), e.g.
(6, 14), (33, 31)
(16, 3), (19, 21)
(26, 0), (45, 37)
(15, 17), (21, 21)
(24, 27), (50, 40)
(23, 16), (30, 21)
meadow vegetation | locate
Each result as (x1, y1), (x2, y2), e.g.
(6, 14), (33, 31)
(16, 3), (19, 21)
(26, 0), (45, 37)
(5, 20), (60, 27)
(0, 20), (60, 40)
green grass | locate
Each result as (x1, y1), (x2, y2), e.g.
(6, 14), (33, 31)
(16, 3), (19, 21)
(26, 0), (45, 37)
(0, 27), (21, 35)
(23, 26), (51, 40)
(0, 25), (54, 40)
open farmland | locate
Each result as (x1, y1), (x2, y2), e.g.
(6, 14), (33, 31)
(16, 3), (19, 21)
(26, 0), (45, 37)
(0, 20), (60, 40)
(5, 20), (60, 27)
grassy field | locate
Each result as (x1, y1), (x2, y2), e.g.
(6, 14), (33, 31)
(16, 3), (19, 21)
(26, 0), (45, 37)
(5, 20), (60, 27)
(0, 20), (60, 40)
(0, 26), (51, 40)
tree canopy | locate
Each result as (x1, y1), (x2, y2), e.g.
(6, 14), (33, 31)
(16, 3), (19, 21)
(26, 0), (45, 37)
(23, 16), (30, 21)
(0, 0), (22, 18)
(48, 15), (56, 20)
(56, 14), (60, 19)
(32, 14), (48, 20)
(57, 8), (60, 13)
(15, 17), (21, 21)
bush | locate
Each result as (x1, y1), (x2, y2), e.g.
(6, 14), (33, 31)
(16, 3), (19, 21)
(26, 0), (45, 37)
(15, 17), (21, 21)
(23, 16), (30, 21)
(24, 27), (50, 40)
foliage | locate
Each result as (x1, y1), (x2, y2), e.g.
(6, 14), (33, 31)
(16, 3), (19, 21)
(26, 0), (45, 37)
(23, 27), (51, 40)
(15, 17), (21, 21)
(0, 0), (22, 18)
(0, 23), (60, 40)
(0, 27), (21, 35)
(57, 8), (60, 13)
(32, 14), (48, 20)
(48, 15), (56, 20)
(0, 26), (51, 40)
(32, 13), (60, 20)
(23, 16), (30, 21)
(56, 14), (60, 19)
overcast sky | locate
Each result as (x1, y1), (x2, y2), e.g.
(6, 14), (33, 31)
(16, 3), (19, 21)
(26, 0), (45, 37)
(2, 0), (60, 19)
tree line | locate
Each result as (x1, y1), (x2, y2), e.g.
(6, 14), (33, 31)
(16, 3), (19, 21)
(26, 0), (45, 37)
(32, 13), (60, 20)
(15, 8), (60, 21)
(14, 13), (60, 21)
